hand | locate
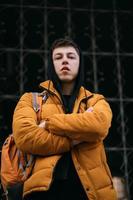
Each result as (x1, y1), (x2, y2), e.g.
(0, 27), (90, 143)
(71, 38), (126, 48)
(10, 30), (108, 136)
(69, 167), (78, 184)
(71, 140), (82, 147)
(86, 106), (93, 112)
(38, 120), (46, 128)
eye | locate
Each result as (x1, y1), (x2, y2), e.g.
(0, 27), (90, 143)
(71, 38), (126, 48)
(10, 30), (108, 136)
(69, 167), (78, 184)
(68, 55), (75, 59)
(68, 53), (76, 59)
(54, 55), (62, 60)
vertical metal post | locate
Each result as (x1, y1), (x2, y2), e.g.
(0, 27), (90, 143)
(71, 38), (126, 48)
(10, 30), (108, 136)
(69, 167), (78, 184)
(113, 0), (129, 197)
(43, 0), (48, 80)
(19, 0), (24, 94)
(90, 1), (98, 92)
(67, 0), (72, 37)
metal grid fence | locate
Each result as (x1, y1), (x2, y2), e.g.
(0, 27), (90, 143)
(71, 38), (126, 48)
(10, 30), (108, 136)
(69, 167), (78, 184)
(0, 0), (133, 199)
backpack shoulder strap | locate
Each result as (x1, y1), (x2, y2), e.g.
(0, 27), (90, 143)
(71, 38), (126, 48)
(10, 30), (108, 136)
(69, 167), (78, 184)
(32, 91), (48, 122)
(32, 92), (42, 122)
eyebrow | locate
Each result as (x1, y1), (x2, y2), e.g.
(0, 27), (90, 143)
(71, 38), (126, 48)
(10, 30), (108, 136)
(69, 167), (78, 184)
(54, 52), (76, 56)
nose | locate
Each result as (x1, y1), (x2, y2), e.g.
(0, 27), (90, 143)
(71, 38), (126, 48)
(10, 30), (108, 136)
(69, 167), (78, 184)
(62, 60), (68, 65)
(62, 55), (69, 65)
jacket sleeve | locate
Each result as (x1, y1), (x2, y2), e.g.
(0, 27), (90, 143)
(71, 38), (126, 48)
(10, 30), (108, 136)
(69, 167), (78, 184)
(45, 96), (113, 142)
(13, 93), (71, 156)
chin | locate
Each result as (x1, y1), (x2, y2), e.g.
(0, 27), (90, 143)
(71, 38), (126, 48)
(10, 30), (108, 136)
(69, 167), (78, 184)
(61, 79), (72, 83)
(59, 75), (76, 83)
(59, 76), (71, 82)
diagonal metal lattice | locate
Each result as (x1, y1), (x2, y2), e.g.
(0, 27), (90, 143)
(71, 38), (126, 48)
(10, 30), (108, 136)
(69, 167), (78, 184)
(0, 0), (133, 199)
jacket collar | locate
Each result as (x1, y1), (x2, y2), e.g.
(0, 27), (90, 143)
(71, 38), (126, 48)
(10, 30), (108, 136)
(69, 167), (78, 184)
(39, 80), (61, 100)
(39, 80), (93, 111)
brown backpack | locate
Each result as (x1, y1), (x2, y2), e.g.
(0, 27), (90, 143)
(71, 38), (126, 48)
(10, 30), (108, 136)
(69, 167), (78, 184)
(0, 92), (47, 194)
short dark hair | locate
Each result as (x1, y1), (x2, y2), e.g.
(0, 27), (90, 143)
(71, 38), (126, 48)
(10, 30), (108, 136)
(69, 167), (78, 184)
(51, 38), (80, 55)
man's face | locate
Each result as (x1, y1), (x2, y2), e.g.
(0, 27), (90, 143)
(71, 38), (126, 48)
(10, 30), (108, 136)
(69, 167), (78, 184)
(52, 46), (80, 83)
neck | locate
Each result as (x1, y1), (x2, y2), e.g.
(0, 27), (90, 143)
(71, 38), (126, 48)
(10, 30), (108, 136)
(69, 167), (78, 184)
(61, 81), (75, 95)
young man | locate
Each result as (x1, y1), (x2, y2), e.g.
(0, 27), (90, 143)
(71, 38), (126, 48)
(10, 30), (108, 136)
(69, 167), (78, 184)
(13, 38), (117, 199)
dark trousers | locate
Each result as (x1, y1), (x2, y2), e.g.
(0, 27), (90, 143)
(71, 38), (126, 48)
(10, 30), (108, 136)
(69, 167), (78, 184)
(7, 183), (23, 200)
(24, 178), (88, 200)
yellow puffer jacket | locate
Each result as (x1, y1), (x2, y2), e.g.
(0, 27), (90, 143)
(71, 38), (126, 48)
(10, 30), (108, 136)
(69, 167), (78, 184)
(13, 81), (117, 200)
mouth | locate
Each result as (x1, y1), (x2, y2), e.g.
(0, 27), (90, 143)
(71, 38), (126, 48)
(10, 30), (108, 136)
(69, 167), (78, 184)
(61, 66), (70, 71)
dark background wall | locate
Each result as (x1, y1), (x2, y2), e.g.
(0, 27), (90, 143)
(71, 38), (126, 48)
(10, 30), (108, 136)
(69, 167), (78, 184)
(0, 0), (133, 199)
